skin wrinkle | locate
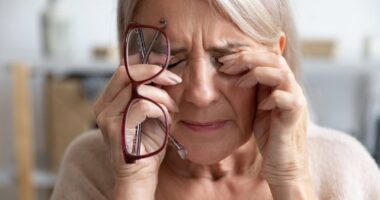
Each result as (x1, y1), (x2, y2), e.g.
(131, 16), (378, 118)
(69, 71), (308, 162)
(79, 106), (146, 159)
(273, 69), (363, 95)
(137, 0), (257, 176)
(111, 0), (312, 199)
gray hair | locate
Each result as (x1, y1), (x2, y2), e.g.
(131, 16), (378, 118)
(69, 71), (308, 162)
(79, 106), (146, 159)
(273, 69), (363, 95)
(117, 0), (301, 80)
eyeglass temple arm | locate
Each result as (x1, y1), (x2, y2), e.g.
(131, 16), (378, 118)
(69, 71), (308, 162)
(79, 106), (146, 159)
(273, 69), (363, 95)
(140, 18), (168, 64)
(168, 135), (187, 160)
(142, 31), (161, 64)
(157, 121), (187, 160)
(137, 29), (147, 63)
(131, 124), (142, 156)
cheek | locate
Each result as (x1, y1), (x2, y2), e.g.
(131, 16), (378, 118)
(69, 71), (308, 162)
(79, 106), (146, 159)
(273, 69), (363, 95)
(229, 86), (257, 132)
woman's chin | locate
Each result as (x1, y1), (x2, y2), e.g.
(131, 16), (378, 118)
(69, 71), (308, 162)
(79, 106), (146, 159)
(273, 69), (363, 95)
(184, 145), (236, 165)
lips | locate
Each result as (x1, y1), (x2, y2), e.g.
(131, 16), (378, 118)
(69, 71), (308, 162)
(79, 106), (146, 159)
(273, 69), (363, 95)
(180, 120), (227, 132)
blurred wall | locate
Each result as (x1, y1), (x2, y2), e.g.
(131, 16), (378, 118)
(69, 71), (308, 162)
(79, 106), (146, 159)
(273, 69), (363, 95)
(292, 0), (380, 61)
(0, 0), (117, 65)
(0, 0), (117, 167)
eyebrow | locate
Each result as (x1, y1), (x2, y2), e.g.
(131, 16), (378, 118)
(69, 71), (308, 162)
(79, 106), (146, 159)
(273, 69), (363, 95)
(170, 41), (249, 55)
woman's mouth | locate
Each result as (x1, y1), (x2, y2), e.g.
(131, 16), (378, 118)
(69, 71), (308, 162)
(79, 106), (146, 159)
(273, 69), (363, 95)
(180, 120), (228, 132)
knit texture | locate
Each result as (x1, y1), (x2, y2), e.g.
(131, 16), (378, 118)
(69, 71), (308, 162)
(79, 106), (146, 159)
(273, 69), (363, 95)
(51, 123), (380, 199)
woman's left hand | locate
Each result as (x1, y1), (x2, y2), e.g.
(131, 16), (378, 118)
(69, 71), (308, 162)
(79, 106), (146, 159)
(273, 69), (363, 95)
(218, 47), (316, 198)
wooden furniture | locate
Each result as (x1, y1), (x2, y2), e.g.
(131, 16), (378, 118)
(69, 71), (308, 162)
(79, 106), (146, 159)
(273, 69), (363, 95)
(8, 60), (115, 199)
(12, 63), (36, 200)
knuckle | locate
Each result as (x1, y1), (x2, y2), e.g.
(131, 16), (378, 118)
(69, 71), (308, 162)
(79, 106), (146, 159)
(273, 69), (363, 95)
(93, 99), (105, 116)
(160, 89), (170, 99)
(96, 112), (107, 129)
(239, 51), (247, 60)
(293, 96), (306, 109)
(135, 100), (151, 113)
(150, 65), (161, 74)
(274, 56), (283, 67)
(107, 118), (121, 134)
(272, 91), (282, 103)
(93, 104), (101, 116)
(252, 66), (262, 76)
(282, 70), (293, 83)
(115, 65), (127, 78)
(279, 70), (294, 90)
(274, 56), (287, 68)
(159, 103), (169, 114)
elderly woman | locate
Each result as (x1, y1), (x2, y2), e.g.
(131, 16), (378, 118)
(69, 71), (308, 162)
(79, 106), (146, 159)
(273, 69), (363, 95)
(51, 0), (380, 199)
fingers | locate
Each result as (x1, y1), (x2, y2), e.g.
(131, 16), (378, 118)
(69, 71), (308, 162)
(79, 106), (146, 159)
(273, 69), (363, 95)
(102, 65), (181, 104)
(128, 64), (182, 85)
(236, 67), (295, 91)
(125, 99), (172, 129)
(100, 84), (132, 117)
(218, 49), (305, 117)
(101, 65), (130, 104)
(259, 90), (295, 110)
(97, 83), (178, 128)
(218, 49), (297, 93)
(258, 90), (306, 124)
(219, 50), (288, 75)
(94, 64), (182, 116)
(137, 85), (179, 113)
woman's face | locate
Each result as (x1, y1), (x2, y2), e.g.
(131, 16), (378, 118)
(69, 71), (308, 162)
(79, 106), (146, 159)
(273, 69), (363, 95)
(134, 0), (263, 164)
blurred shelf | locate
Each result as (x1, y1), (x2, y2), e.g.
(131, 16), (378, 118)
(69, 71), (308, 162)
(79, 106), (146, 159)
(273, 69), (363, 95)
(32, 170), (56, 188)
(30, 59), (118, 77)
(0, 169), (56, 188)
(5, 58), (118, 78)
(0, 170), (12, 187)
(6, 61), (111, 200)
(301, 58), (380, 154)
(302, 58), (380, 69)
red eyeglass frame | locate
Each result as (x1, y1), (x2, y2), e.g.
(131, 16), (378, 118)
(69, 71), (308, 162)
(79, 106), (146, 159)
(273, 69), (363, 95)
(121, 22), (172, 163)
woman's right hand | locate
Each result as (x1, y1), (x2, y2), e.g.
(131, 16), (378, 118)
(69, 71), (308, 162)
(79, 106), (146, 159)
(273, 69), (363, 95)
(93, 64), (181, 195)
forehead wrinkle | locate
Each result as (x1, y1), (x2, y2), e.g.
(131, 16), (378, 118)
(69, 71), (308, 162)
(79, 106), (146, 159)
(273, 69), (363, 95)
(166, 23), (192, 54)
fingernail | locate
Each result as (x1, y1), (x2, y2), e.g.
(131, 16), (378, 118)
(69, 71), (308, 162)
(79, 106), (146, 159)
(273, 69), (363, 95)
(169, 74), (182, 84)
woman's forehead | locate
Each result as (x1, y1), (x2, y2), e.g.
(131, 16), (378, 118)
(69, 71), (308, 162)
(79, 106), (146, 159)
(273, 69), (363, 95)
(133, 0), (257, 51)
(133, 0), (222, 33)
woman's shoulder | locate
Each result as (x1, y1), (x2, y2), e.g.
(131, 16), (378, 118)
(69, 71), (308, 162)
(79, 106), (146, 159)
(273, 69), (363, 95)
(307, 123), (380, 199)
(51, 129), (113, 199)
(65, 129), (106, 157)
(60, 129), (110, 171)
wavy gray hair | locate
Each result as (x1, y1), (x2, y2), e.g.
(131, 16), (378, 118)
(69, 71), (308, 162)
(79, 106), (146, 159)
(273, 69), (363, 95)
(117, 0), (300, 80)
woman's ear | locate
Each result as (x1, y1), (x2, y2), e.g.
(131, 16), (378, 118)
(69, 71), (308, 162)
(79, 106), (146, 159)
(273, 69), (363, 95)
(273, 31), (286, 55)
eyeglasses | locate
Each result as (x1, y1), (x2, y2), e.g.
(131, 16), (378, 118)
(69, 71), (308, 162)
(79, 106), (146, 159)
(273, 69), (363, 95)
(122, 18), (187, 164)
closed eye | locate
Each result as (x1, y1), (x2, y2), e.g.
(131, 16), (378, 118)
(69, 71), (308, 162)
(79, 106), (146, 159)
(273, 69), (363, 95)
(168, 59), (185, 69)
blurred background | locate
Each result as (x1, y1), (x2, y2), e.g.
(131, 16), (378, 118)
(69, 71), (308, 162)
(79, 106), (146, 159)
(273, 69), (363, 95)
(0, 0), (379, 199)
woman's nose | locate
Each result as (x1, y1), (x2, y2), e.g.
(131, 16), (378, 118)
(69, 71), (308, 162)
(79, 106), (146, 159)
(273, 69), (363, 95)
(184, 60), (219, 108)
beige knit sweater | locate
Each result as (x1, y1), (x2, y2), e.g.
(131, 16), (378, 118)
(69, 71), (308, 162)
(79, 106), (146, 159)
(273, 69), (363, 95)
(51, 123), (380, 199)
